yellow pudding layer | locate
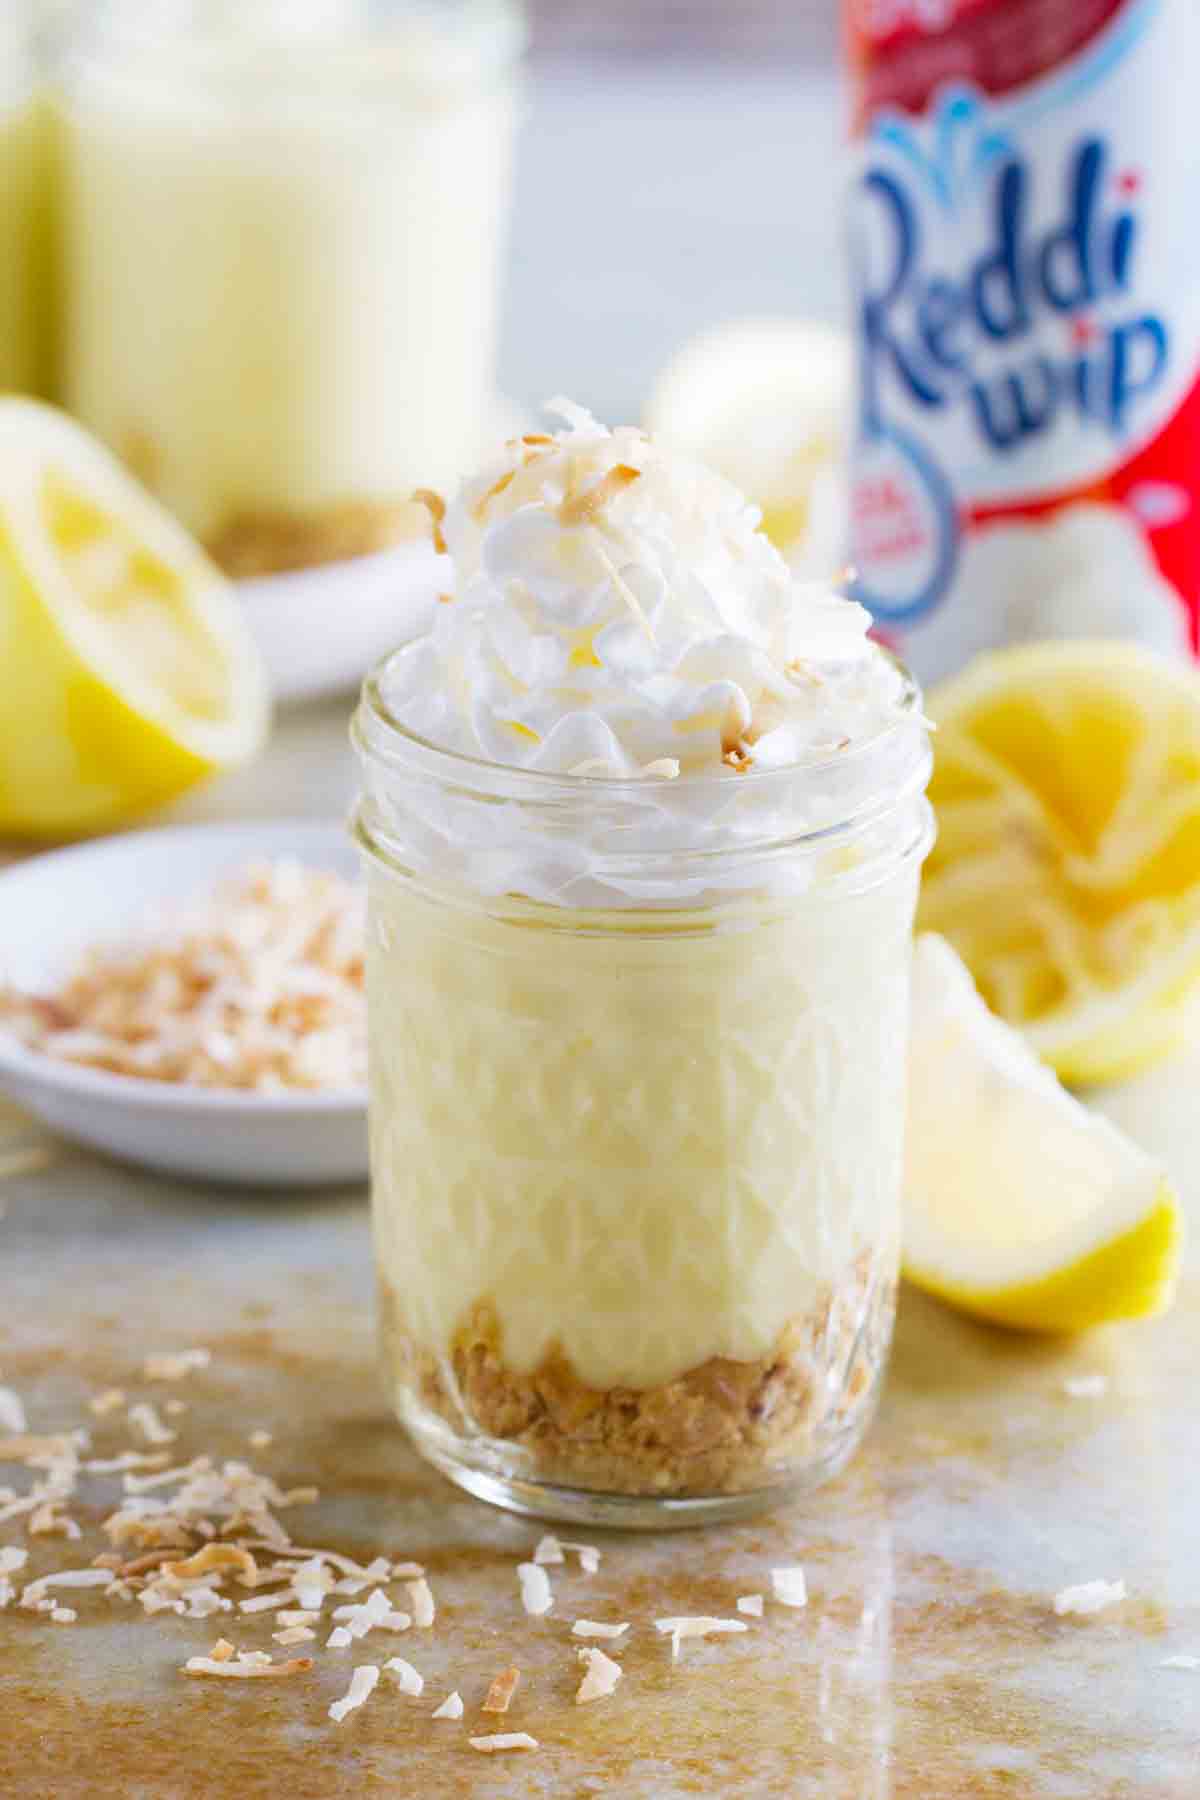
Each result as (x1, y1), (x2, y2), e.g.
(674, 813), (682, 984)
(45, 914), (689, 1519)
(368, 861), (919, 1393)
(61, 45), (516, 546)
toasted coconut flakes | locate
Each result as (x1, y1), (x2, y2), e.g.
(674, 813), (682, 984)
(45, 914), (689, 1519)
(277, 1608), (319, 1627)
(571, 1620), (629, 1640)
(332, 1588), (411, 1639)
(0, 1546), (29, 1575)
(210, 1638), (236, 1662)
(576, 1645), (622, 1703)
(431, 1692), (463, 1720)
(558, 462), (640, 527)
(246, 1545), (371, 1578)
(0, 1145), (55, 1180)
(21, 1569), (113, 1607)
(127, 1403), (177, 1447)
(561, 1541), (601, 1575)
(406, 1576), (434, 1628)
(140, 1589), (185, 1616)
(105, 1550), (175, 1578)
(247, 1431), (273, 1450)
(88, 1390), (126, 1418)
(469, 1734), (538, 1754)
(389, 1561), (424, 1580)
(329, 1664), (380, 1723)
(1161, 1655), (1200, 1670)
(412, 488), (447, 553)
(517, 1563), (552, 1617)
(164, 1544), (259, 1586)
(532, 1535), (564, 1566)
(0, 1434), (79, 1466)
(29, 1503), (81, 1540)
(1053, 1580), (1126, 1617)
(655, 1617), (749, 1659)
(50, 1607), (76, 1623)
(185, 1588), (230, 1619)
(238, 1592), (292, 1615)
(327, 1626), (353, 1649)
(482, 1665), (520, 1714)
(771, 1566), (808, 1608)
(384, 1657), (423, 1697)
(144, 1350), (211, 1382)
(84, 1452), (171, 1475)
(0, 1389), (27, 1435)
(736, 1595), (764, 1617)
(1063, 1375), (1108, 1399)
(184, 1655), (312, 1679)
(274, 1625), (315, 1646)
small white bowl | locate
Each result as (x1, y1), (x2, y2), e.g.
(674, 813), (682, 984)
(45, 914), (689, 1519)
(0, 822), (368, 1189)
(239, 538), (444, 706)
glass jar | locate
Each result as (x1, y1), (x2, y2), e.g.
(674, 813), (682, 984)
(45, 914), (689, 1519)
(59, 0), (524, 575)
(0, 10), (44, 396)
(353, 650), (933, 1528)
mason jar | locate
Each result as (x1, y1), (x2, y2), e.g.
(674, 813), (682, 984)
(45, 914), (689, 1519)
(353, 648), (933, 1528)
(0, 9), (43, 397)
(59, 0), (524, 574)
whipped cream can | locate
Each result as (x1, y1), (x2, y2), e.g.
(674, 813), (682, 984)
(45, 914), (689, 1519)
(845, 0), (1200, 682)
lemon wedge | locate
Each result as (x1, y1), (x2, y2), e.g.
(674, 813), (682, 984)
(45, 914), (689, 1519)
(918, 639), (1200, 1084)
(905, 934), (1182, 1332)
(645, 317), (849, 565)
(0, 400), (268, 836)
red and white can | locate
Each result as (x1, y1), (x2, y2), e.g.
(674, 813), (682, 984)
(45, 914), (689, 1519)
(844, 0), (1200, 681)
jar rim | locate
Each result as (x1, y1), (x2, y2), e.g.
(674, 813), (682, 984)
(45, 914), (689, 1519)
(357, 639), (927, 807)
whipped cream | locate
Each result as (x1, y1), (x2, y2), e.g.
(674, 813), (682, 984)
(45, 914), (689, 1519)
(364, 402), (927, 906)
(390, 400), (904, 778)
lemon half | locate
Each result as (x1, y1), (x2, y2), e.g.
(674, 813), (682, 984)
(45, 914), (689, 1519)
(919, 640), (1200, 1084)
(0, 400), (268, 837)
(905, 934), (1181, 1332)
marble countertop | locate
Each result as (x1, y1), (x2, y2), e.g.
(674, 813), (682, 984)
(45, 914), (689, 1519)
(1, 699), (1199, 1798)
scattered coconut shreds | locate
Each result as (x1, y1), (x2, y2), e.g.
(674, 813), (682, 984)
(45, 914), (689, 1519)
(517, 1563), (553, 1618)
(406, 1577), (435, 1628)
(482, 1665), (521, 1715)
(127, 1402), (177, 1447)
(50, 1607), (77, 1623)
(239, 1592), (292, 1615)
(210, 1638), (236, 1662)
(571, 1620), (629, 1640)
(0, 1546), (28, 1574)
(327, 1626), (354, 1649)
(576, 1645), (623, 1704)
(274, 1625), (315, 1646)
(533, 1534), (565, 1566)
(1161, 1655), (1200, 1671)
(1062, 1375), (1108, 1399)
(469, 1734), (539, 1754)
(384, 1657), (424, 1697)
(248, 1431), (273, 1451)
(84, 1452), (171, 1475)
(390, 1561), (424, 1580)
(185, 1655), (313, 1679)
(332, 1588), (411, 1639)
(655, 1617), (749, 1659)
(771, 1566), (808, 1608)
(277, 1609), (319, 1627)
(21, 1569), (113, 1608)
(144, 1349), (212, 1382)
(88, 1390), (126, 1418)
(1053, 1580), (1127, 1617)
(736, 1595), (764, 1618)
(559, 1540), (601, 1574)
(432, 1692), (464, 1720)
(328, 1664), (381, 1723)
(0, 1388), (27, 1436)
(164, 1544), (259, 1586)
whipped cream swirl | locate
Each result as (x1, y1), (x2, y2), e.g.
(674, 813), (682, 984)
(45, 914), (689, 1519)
(364, 402), (928, 906)
(389, 399), (904, 778)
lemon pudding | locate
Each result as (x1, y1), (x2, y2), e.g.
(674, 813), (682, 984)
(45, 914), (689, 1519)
(59, 0), (522, 574)
(354, 403), (933, 1523)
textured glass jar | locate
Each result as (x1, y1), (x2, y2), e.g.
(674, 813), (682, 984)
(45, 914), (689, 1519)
(354, 650), (933, 1527)
(0, 11), (44, 397)
(60, 0), (524, 574)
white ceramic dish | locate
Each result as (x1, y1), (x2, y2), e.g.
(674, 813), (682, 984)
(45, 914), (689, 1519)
(0, 822), (368, 1189)
(239, 538), (444, 705)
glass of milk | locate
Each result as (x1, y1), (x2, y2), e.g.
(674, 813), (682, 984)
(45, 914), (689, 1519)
(59, 0), (525, 575)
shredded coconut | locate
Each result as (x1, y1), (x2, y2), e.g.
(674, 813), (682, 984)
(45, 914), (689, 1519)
(482, 1665), (521, 1714)
(1053, 1580), (1127, 1617)
(185, 1654), (312, 1679)
(576, 1645), (622, 1703)
(273, 1625), (315, 1645)
(532, 1534), (564, 1566)
(0, 863), (365, 1092)
(517, 1563), (553, 1617)
(405, 1576), (435, 1628)
(144, 1350), (211, 1381)
(0, 1388), (27, 1435)
(561, 1541), (601, 1574)
(384, 1657), (424, 1696)
(50, 1606), (77, 1623)
(736, 1594), (764, 1617)
(432, 1691), (464, 1719)
(326, 1626), (353, 1649)
(571, 1619), (629, 1640)
(771, 1566), (808, 1608)
(88, 1390), (126, 1417)
(127, 1403), (177, 1447)
(655, 1617), (749, 1659)
(332, 1588), (411, 1639)
(469, 1734), (538, 1753)
(329, 1664), (380, 1723)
